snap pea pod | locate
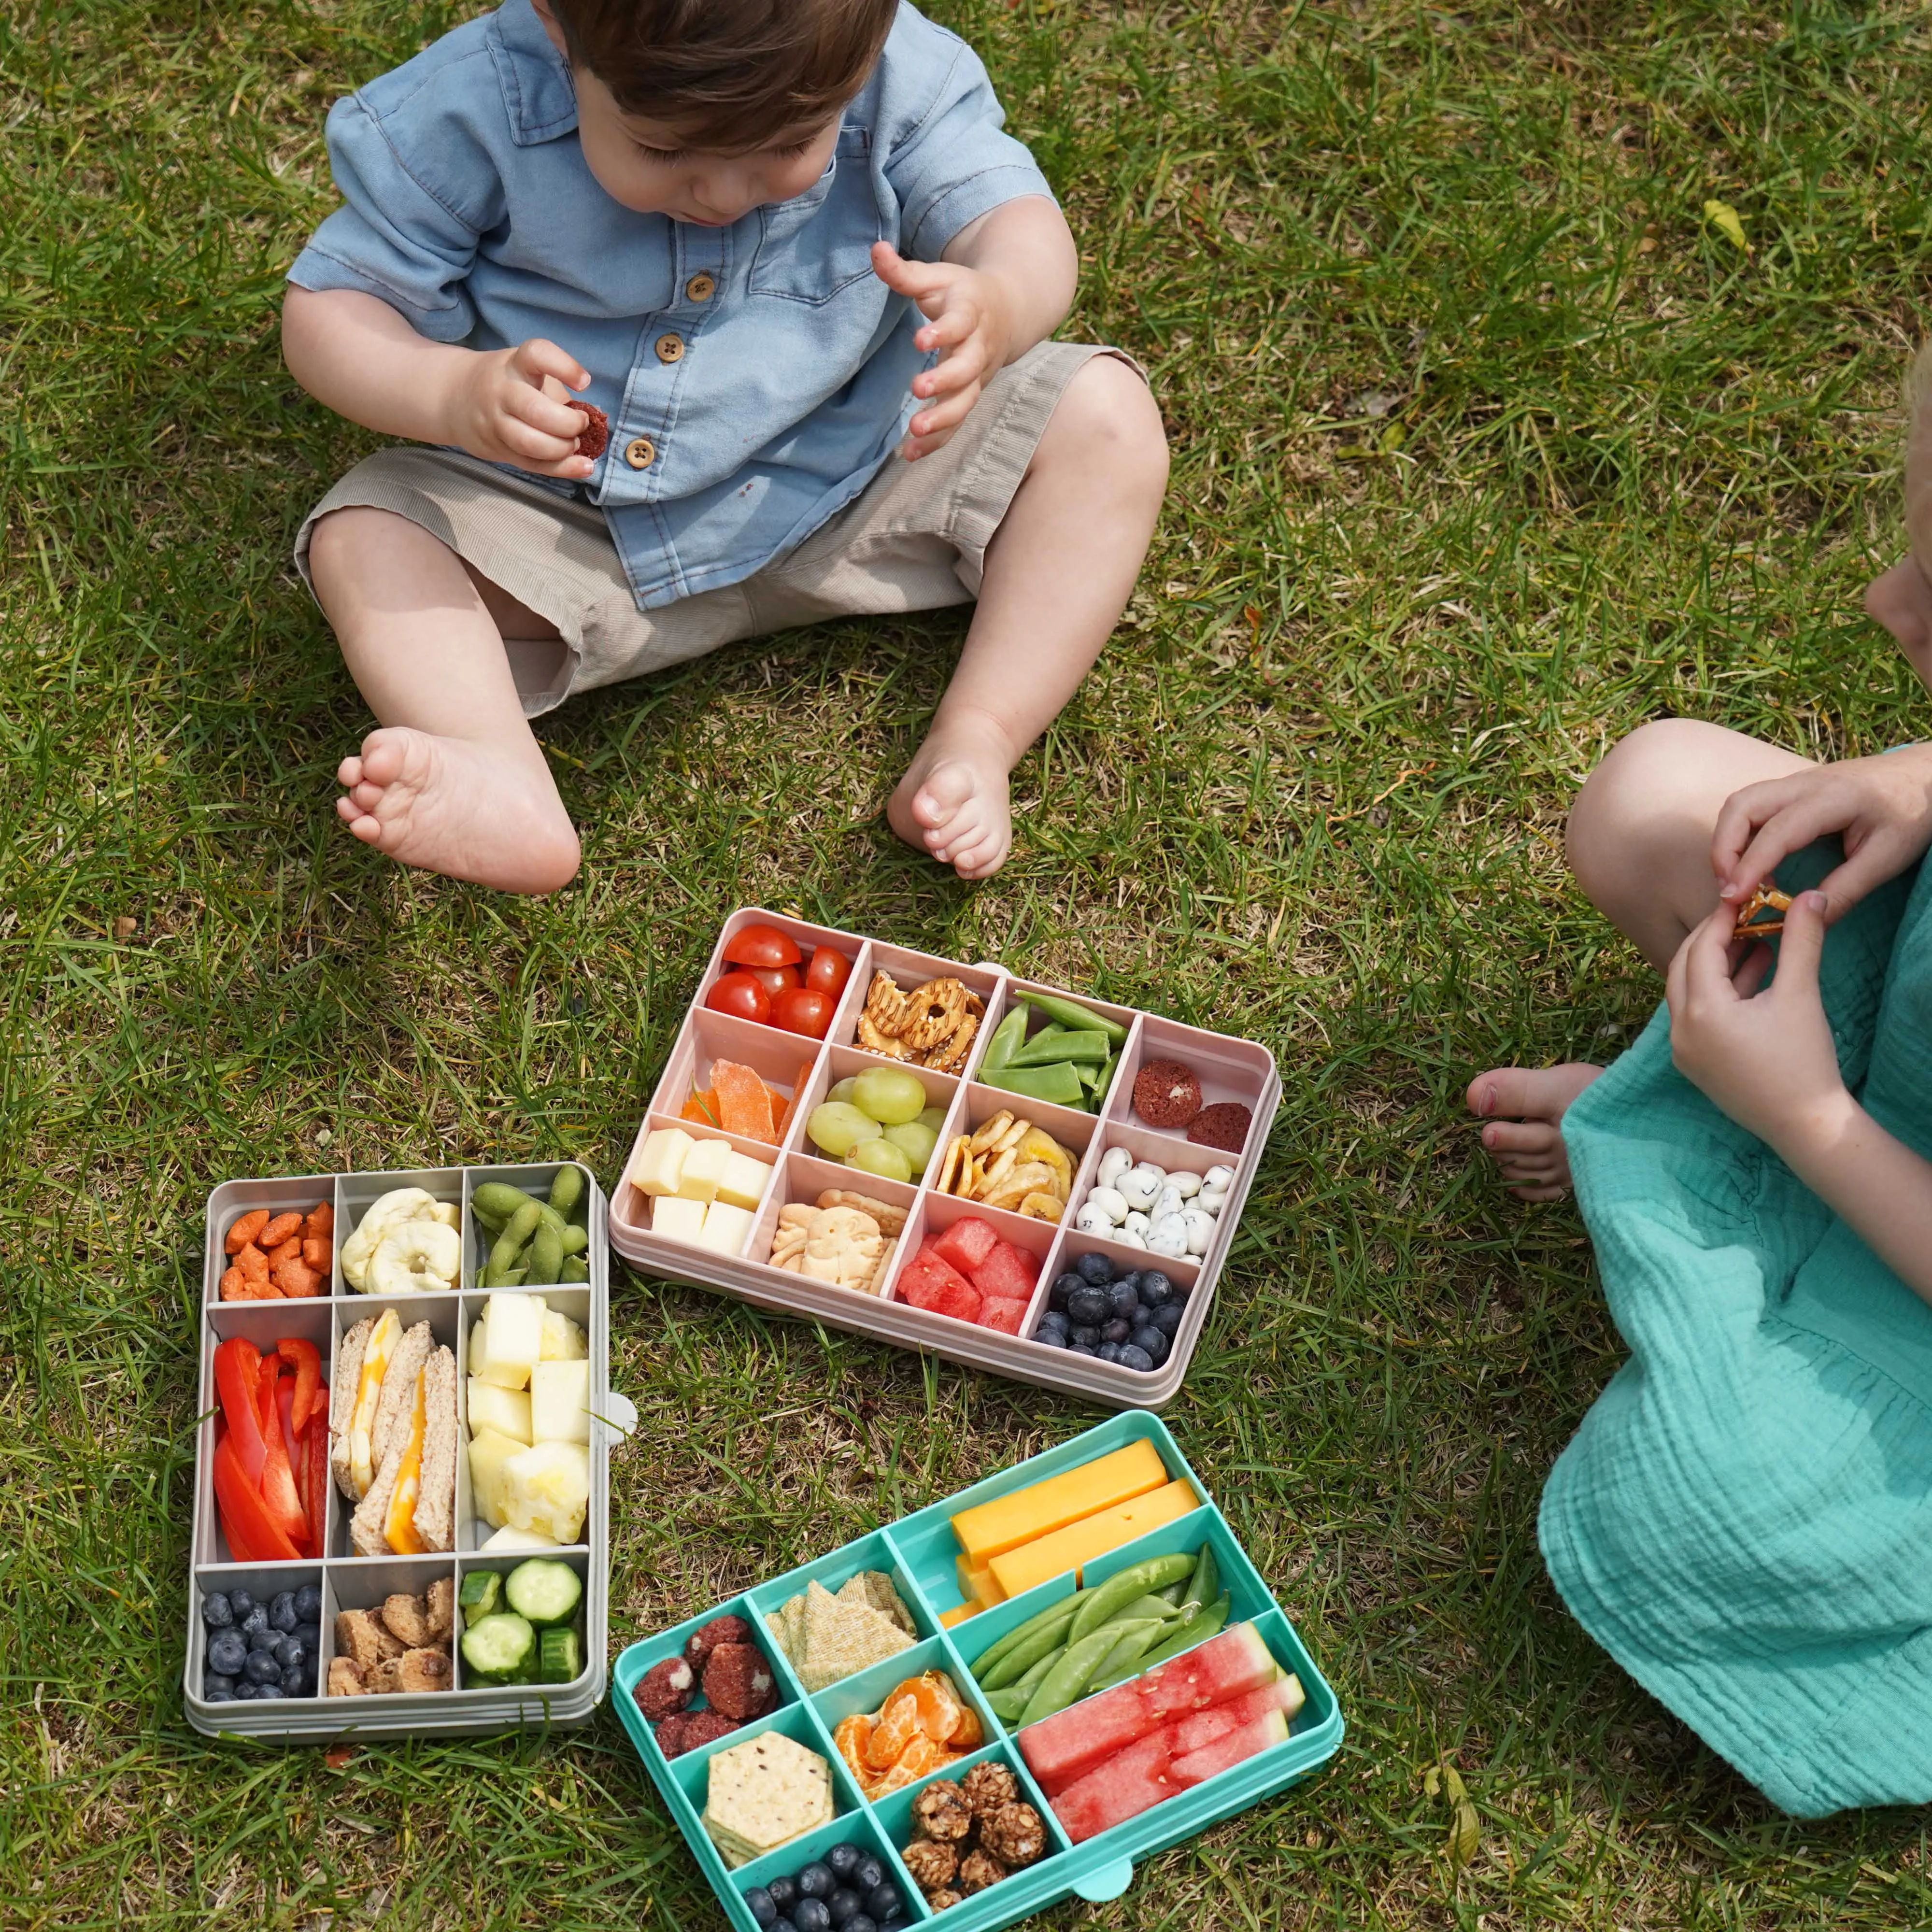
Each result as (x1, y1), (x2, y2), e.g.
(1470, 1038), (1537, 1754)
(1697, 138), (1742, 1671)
(980, 1005), (1029, 1074)
(528, 1222), (565, 1287)
(969, 1588), (1092, 1682)
(1130, 1593), (1231, 1676)
(979, 1061), (1086, 1108)
(980, 1605), (1084, 1691)
(1068, 1552), (1197, 1643)
(559, 1223), (589, 1256)
(546, 1164), (585, 1221)
(1179, 1542), (1219, 1617)
(1088, 1618), (1165, 1685)
(1008, 1029), (1111, 1069)
(987, 1647), (1062, 1723)
(1019, 1624), (1127, 1726)
(1020, 992), (1128, 1046)
(1116, 1593), (1187, 1624)
(1157, 1578), (1189, 1606)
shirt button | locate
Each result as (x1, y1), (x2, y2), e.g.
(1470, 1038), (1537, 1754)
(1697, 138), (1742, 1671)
(655, 333), (684, 364)
(685, 272), (716, 302)
(624, 437), (656, 470)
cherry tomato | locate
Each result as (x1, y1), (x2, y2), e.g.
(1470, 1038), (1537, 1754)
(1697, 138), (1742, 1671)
(772, 986), (835, 1039)
(705, 970), (772, 1025)
(747, 964), (801, 1000)
(805, 946), (852, 999)
(722, 923), (803, 970)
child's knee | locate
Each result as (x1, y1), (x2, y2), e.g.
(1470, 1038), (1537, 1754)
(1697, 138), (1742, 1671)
(1046, 356), (1169, 497)
(1568, 720), (1719, 891)
(305, 505), (388, 596)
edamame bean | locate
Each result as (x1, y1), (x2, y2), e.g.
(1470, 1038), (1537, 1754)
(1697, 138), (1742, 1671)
(473, 1182), (539, 1223)
(1068, 1553), (1196, 1643)
(559, 1223), (589, 1256)
(561, 1255), (589, 1283)
(528, 1223), (564, 1286)
(547, 1165), (585, 1220)
(488, 1201), (542, 1281)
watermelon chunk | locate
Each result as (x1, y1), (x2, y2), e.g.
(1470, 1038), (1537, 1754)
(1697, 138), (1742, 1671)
(1170, 1707), (1290, 1787)
(1051, 1727), (1177, 1843)
(1021, 1623), (1278, 1792)
(1168, 1676), (1303, 1758)
(978, 1296), (1028, 1335)
(969, 1238), (1040, 1303)
(897, 1246), (982, 1323)
(931, 1216), (1000, 1276)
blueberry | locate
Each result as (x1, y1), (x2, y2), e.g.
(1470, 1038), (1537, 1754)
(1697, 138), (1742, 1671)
(796, 1863), (834, 1901)
(1096, 1341), (1123, 1364)
(229, 1682), (258, 1701)
(1130, 1324), (1169, 1361)
(204, 1688), (234, 1704)
(1075, 1252), (1113, 1286)
(1033, 1326), (1067, 1349)
(297, 1622), (322, 1658)
(862, 1881), (899, 1918)
(1036, 1309), (1068, 1335)
(207, 1631), (247, 1677)
(1069, 1325), (1100, 1349)
(249, 1624), (280, 1654)
(1049, 1272), (1081, 1311)
(1151, 1303), (1184, 1337)
(1138, 1271), (1174, 1306)
(239, 1604), (269, 1640)
(1101, 1318), (1131, 1343)
(744, 1887), (777, 1928)
(1107, 1279), (1140, 1318)
(824, 1844), (861, 1881)
(281, 1638), (310, 1677)
(1067, 1341), (1096, 1355)
(1117, 1345), (1155, 1372)
(852, 1859), (885, 1895)
(845, 1918), (877, 1932)
(227, 1588), (255, 1620)
(1066, 1285), (1110, 1327)
(269, 1591), (299, 1633)
(286, 1669), (314, 1699)
(770, 1922), (799, 1932)
(826, 1889), (862, 1926)
(766, 1877), (798, 1914)
(203, 1672), (236, 1697)
(200, 1591), (233, 1630)
(793, 1901), (831, 1932)
(243, 1650), (283, 1686)
(293, 1583), (323, 1622)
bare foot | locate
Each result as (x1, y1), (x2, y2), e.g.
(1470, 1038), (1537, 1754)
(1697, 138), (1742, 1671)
(1465, 1063), (1605, 1200)
(335, 727), (581, 895)
(887, 716), (1015, 881)
(1866, 556), (1932, 689)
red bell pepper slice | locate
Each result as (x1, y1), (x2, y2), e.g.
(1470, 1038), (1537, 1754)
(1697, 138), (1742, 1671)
(305, 1386), (330, 1556)
(257, 1350), (281, 1433)
(257, 1370), (310, 1552)
(213, 1429), (299, 1563)
(213, 1337), (267, 1486)
(277, 1338), (321, 1438)
(276, 1378), (302, 1519)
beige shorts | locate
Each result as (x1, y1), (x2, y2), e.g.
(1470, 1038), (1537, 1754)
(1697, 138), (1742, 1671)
(296, 340), (1127, 717)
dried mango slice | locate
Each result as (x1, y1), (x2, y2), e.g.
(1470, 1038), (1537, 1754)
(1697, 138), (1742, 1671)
(681, 1087), (720, 1127)
(712, 1060), (777, 1143)
(767, 1084), (791, 1136)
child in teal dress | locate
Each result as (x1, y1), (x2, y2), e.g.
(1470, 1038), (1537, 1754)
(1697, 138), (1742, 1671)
(1468, 372), (1932, 1812)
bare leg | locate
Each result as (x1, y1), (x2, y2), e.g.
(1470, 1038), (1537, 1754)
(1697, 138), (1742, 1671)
(1866, 557), (1932, 692)
(1469, 718), (1815, 1195)
(309, 507), (582, 895)
(888, 356), (1168, 879)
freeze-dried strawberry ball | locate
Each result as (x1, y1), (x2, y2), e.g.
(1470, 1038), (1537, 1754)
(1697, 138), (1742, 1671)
(685, 1614), (753, 1670)
(573, 402), (610, 458)
(633, 1655), (696, 1720)
(703, 1641), (777, 1721)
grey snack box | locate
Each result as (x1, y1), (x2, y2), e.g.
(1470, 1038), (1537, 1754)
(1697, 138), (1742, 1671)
(184, 1163), (633, 1740)
(607, 912), (1279, 1407)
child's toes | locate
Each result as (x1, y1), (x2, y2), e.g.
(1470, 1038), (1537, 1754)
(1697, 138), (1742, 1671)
(1480, 1120), (1557, 1158)
(358, 729), (413, 788)
(337, 753), (366, 789)
(914, 763), (977, 830)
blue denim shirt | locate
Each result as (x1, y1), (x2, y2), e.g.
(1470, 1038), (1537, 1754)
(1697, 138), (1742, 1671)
(287, 0), (1054, 609)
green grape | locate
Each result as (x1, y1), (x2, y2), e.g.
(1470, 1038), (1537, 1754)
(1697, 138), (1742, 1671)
(845, 1137), (913, 1183)
(917, 1106), (949, 1133)
(852, 1065), (927, 1126)
(883, 1121), (938, 1174)
(808, 1101), (882, 1158)
(827, 1076), (859, 1106)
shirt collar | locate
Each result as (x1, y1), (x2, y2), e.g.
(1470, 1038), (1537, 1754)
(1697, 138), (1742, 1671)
(486, 0), (580, 146)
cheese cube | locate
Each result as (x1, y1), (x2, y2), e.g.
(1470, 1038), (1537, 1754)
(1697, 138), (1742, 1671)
(652, 1196), (707, 1243)
(989, 1478), (1201, 1598)
(952, 1438), (1170, 1563)
(467, 1377), (532, 1446)
(696, 1201), (754, 1256)
(530, 1358), (592, 1445)
(715, 1150), (773, 1211)
(676, 1136), (732, 1203)
(479, 1292), (544, 1391)
(630, 1127), (693, 1198)
(467, 1427), (525, 1529)
(539, 1309), (588, 1362)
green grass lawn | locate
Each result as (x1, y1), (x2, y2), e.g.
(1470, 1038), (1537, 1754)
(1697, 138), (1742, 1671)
(6, 0), (1932, 1923)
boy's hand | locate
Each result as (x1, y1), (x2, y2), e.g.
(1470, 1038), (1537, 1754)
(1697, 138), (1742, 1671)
(1665, 890), (1846, 1151)
(1711, 744), (1932, 922)
(441, 338), (597, 481)
(872, 242), (1015, 460)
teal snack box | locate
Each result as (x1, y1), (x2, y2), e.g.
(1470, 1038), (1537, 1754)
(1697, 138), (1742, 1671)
(615, 1413), (1343, 1929)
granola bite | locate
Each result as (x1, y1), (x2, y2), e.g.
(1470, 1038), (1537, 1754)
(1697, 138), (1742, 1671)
(979, 1799), (1047, 1868)
(958, 1848), (1008, 1894)
(961, 1759), (1020, 1818)
(901, 1836), (960, 1894)
(911, 1777), (975, 1842)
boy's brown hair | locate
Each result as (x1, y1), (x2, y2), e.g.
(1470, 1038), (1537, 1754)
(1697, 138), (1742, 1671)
(547, 0), (899, 149)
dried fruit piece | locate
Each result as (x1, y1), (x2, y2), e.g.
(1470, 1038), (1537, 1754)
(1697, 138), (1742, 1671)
(1133, 1059), (1203, 1129)
(712, 1060), (778, 1143)
(573, 402), (610, 458)
(1187, 1102), (1252, 1154)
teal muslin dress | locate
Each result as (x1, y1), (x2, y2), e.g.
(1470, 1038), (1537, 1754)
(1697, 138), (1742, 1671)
(1543, 842), (1932, 1816)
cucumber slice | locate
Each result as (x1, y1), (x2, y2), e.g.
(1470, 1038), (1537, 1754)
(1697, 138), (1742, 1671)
(461, 1611), (536, 1682)
(459, 1571), (502, 1628)
(504, 1558), (583, 1628)
(537, 1626), (583, 1684)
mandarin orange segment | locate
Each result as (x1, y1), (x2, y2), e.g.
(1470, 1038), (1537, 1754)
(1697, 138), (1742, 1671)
(866, 1690), (922, 1769)
(833, 1713), (874, 1781)
(909, 1672), (964, 1743)
(949, 1703), (983, 1750)
(713, 1059), (777, 1142)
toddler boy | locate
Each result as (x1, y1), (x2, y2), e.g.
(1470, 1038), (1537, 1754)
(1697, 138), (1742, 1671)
(284, 0), (1168, 893)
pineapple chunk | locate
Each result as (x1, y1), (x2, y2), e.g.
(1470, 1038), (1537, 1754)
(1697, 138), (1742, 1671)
(467, 1426), (526, 1529)
(500, 1440), (591, 1545)
(530, 1359), (591, 1445)
(467, 1377), (532, 1447)
(538, 1309), (588, 1362)
(481, 1524), (560, 1552)
(478, 1292), (544, 1391)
